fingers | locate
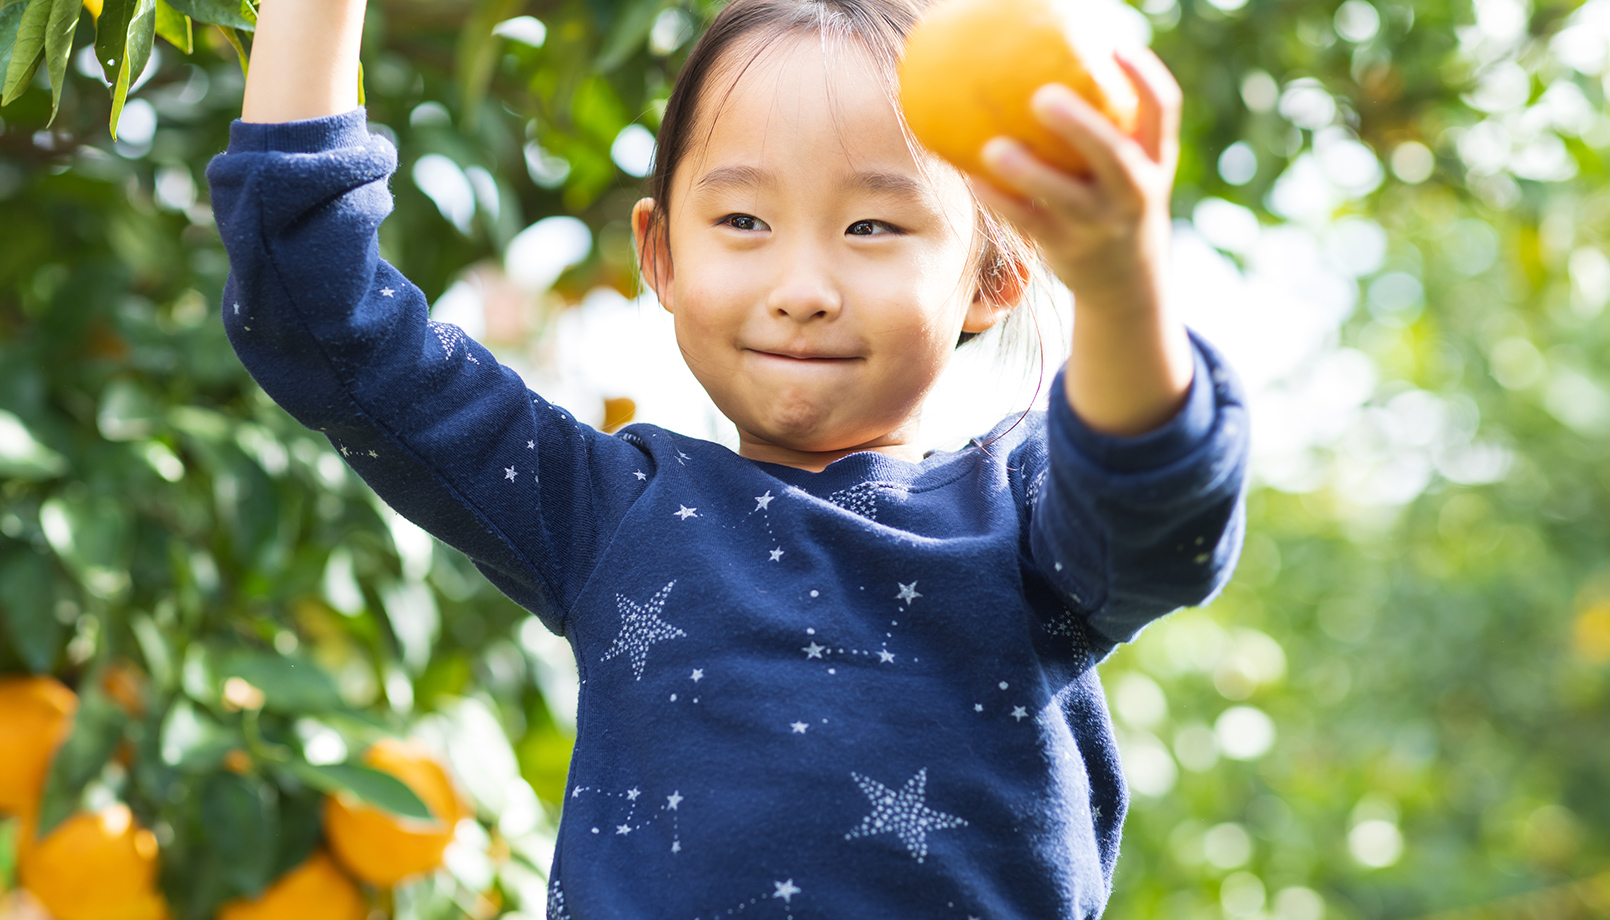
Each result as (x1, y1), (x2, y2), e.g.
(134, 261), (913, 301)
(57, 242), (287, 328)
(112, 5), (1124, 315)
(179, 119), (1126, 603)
(1029, 84), (1144, 192)
(980, 137), (1100, 217)
(1115, 47), (1182, 174)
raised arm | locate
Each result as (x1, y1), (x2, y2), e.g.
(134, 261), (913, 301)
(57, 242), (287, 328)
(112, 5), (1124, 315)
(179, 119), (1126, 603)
(242, 0), (368, 124)
(970, 48), (1196, 438)
(209, 0), (655, 636)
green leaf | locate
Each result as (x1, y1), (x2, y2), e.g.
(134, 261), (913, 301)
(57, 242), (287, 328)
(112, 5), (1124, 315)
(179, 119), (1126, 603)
(37, 690), (127, 837)
(1, 0), (48, 107)
(200, 772), (276, 896)
(0, 552), (66, 672)
(0, 409), (67, 480)
(159, 698), (236, 769)
(95, 0), (136, 82)
(214, 22), (244, 76)
(42, 0), (82, 125)
(454, 0), (522, 130)
(95, 0), (154, 137)
(39, 493), (132, 601)
(107, 1), (154, 142)
(285, 761), (433, 821)
(160, 0), (248, 29)
(268, 786), (322, 879)
(152, 0), (187, 52)
(215, 648), (345, 715)
(594, 0), (670, 73)
(0, 2), (30, 76)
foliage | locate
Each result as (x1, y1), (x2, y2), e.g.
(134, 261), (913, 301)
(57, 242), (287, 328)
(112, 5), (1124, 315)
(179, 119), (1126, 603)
(1, 0), (1608, 916)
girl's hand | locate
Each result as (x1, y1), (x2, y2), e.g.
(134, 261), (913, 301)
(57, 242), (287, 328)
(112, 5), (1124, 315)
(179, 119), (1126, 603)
(968, 47), (1181, 315)
(970, 48), (1196, 438)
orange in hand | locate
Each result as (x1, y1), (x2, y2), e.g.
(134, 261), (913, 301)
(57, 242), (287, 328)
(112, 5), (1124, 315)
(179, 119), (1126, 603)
(898, 0), (1139, 178)
(323, 738), (467, 886)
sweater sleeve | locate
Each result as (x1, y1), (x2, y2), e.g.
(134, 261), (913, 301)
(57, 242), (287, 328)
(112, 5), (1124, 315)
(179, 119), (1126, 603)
(205, 110), (640, 636)
(1028, 331), (1249, 646)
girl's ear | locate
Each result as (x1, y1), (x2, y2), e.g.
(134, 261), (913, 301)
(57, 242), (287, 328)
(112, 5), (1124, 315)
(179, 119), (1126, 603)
(631, 198), (675, 312)
(962, 253), (1031, 334)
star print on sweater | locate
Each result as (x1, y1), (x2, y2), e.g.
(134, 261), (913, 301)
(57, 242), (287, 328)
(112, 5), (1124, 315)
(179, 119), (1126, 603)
(844, 768), (968, 863)
(600, 581), (685, 681)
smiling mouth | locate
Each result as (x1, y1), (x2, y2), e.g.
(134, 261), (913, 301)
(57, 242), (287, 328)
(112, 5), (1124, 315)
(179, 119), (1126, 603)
(752, 350), (859, 363)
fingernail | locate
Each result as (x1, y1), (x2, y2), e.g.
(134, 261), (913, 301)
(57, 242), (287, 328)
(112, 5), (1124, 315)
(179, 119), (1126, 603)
(1032, 83), (1079, 117)
(982, 137), (1022, 170)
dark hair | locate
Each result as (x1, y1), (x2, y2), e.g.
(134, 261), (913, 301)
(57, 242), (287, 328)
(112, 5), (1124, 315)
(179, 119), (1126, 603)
(640, 0), (1042, 349)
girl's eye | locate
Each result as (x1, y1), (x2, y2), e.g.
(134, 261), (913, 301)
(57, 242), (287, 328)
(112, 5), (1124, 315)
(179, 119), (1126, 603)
(720, 214), (768, 232)
(847, 219), (898, 237)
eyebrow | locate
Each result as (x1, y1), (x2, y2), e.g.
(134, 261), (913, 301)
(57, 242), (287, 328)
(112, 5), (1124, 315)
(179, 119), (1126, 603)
(694, 165), (932, 203)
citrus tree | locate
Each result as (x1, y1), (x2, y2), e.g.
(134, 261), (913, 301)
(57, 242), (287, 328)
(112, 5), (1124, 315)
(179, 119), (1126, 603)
(0, 0), (696, 915)
(3, 0), (1610, 917)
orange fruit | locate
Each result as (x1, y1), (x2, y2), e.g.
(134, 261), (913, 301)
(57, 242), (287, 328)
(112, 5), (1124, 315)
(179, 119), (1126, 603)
(322, 739), (467, 886)
(217, 851), (366, 920)
(0, 676), (78, 816)
(898, 0), (1140, 178)
(16, 805), (169, 920)
(82, 0), (103, 19)
(100, 662), (147, 719)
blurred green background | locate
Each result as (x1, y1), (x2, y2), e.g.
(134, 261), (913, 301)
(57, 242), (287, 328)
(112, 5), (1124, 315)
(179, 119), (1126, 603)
(1, 0), (1608, 916)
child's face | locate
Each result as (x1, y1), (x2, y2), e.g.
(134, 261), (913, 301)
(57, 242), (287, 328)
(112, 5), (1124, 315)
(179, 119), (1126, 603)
(636, 35), (1002, 468)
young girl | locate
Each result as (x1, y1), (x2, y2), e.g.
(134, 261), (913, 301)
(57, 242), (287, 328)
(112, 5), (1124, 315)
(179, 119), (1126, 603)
(208, 0), (1248, 915)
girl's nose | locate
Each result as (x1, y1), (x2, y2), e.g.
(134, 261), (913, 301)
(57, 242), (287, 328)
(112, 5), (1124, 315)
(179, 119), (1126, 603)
(766, 248), (842, 323)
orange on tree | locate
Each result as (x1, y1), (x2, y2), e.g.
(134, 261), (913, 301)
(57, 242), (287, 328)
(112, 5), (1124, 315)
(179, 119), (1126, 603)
(16, 804), (169, 920)
(323, 738), (468, 886)
(218, 850), (366, 920)
(898, 0), (1139, 178)
(0, 675), (78, 816)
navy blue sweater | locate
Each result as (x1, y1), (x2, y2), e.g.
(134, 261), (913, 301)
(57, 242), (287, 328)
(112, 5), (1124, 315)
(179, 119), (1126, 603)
(207, 110), (1249, 920)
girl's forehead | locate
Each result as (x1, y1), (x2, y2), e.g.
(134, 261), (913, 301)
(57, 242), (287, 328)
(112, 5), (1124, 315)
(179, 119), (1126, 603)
(676, 33), (958, 196)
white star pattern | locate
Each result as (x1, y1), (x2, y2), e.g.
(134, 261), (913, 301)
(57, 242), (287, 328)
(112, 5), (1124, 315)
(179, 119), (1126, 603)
(675, 505), (698, 520)
(803, 642), (826, 659)
(527, 440), (535, 449)
(667, 792), (683, 810)
(616, 824), (632, 835)
(626, 787), (641, 801)
(547, 879), (570, 920)
(690, 668), (703, 682)
(232, 302), (240, 315)
(1011, 706), (1029, 721)
(769, 547), (785, 562)
(634, 470), (647, 480)
(974, 704), (984, 712)
(599, 581), (686, 681)
(791, 722), (809, 734)
(827, 481), (883, 520)
(381, 287), (396, 297)
(339, 445), (349, 457)
(878, 649), (896, 664)
(773, 879), (801, 904)
(845, 768), (968, 863)
(755, 491), (774, 511)
(896, 582), (922, 606)
(505, 467), (518, 481)
(367, 450), (377, 458)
